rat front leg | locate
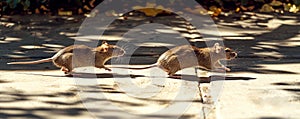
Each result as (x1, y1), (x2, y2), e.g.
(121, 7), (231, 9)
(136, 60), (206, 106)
(96, 65), (112, 71)
(213, 61), (231, 72)
(103, 66), (112, 71)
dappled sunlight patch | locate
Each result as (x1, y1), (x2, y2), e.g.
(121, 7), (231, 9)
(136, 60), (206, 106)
(188, 29), (200, 33)
(100, 35), (123, 41)
(251, 46), (263, 50)
(5, 37), (22, 42)
(180, 33), (201, 39)
(0, 107), (27, 116)
(224, 36), (254, 40)
(0, 22), (15, 28)
(283, 35), (300, 47)
(189, 39), (205, 42)
(155, 29), (179, 34)
(257, 63), (300, 74)
(216, 12), (300, 35)
(252, 41), (291, 59)
(5, 54), (28, 58)
(279, 15), (299, 19)
(59, 32), (78, 37)
(20, 45), (45, 49)
(95, 26), (117, 31)
(0, 40), (9, 43)
(43, 50), (59, 54)
(267, 19), (298, 29)
(0, 37), (22, 43)
(12, 51), (25, 55)
(234, 20), (263, 29)
(258, 42), (283, 46)
(251, 42), (284, 55)
(134, 42), (176, 47)
(172, 27), (188, 32)
(256, 44), (278, 50)
(285, 41), (300, 47)
(253, 13), (274, 19)
(42, 44), (65, 48)
(218, 28), (250, 36)
(255, 40), (300, 49)
(72, 35), (122, 42)
(253, 51), (284, 59)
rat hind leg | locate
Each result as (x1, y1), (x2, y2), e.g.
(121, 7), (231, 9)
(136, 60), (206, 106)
(167, 65), (180, 76)
(158, 65), (172, 76)
(57, 59), (73, 75)
(61, 67), (69, 73)
(96, 65), (112, 71)
(167, 70), (177, 76)
(60, 67), (73, 74)
(53, 53), (74, 74)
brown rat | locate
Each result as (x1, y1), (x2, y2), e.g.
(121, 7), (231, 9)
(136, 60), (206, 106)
(113, 43), (237, 76)
(7, 41), (125, 75)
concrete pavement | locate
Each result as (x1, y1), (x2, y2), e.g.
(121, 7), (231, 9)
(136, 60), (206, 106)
(1, 12), (300, 119)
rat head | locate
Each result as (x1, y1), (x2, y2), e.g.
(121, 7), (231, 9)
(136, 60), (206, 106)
(224, 47), (237, 60)
(97, 41), (125, 57)
(212, 43), (237, 60)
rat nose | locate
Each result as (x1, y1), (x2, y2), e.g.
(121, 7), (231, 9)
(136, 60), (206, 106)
(121, 49), (125, 53)
(118, 49), (125, 56)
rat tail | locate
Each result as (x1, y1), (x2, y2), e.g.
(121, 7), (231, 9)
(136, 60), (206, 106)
(7, 58), (53, 64)
(108, 63), (158, 70)
(127, 63), (157, 69)
(7, 45), (68, 65)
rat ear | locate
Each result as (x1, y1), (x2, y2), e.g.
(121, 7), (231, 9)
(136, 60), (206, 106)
(102, 41), (108, 45)
(213, 43), (221, 53)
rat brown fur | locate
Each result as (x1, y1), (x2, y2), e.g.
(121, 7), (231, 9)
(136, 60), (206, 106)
(8, 41), (125, 75)
(113, 43), (237, 76)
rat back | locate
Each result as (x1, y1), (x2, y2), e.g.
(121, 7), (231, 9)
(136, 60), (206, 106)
(52, 45), (95, 69)
(157, 45), (200, 75)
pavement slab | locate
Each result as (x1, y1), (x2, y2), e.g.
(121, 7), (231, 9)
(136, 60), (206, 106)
(0, 12), (300, 119)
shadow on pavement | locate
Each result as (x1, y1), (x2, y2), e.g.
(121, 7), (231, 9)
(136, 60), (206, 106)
(271, 81), (300, 102)
(20, 71), (256, 83)
(21, 72), (145, 78)
(2, 12), (299, 75)
(0, 89), (87, 119)
(258, 117), (287, 119)
(216, 13), (300, 74)
(175, 74), (256, 83)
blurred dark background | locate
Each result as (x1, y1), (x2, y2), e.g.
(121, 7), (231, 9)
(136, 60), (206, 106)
(0, 0), (299, 16)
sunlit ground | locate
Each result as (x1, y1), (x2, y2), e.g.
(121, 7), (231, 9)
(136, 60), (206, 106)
(0, 10), (299, 118)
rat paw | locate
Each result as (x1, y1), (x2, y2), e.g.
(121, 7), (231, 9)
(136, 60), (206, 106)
(168, 74), (182, 79)
(212, 69), (225, 72)
(64, 71), (74, 77)
(61, 67), (69, 72)
(224, 67), (231, 72)
(105, 68), (112, 71)
(212, 67), (230, 72)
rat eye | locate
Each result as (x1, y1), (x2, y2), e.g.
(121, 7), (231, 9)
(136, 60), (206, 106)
(225, 48), (231, 52)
